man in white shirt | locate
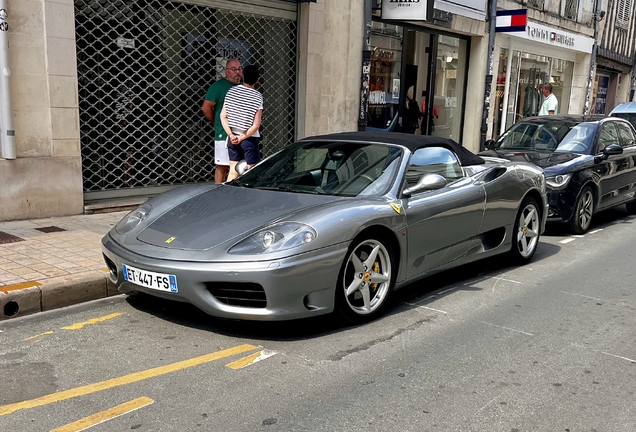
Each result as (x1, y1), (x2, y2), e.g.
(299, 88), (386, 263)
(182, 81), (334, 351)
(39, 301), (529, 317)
(539, 83), (558, 116)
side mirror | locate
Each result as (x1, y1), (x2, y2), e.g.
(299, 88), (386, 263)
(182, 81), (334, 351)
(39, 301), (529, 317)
(235, 160), (248, 175)
(403, 173), (447, 196)
(483, 139), (495, 149)
(602, 143), (623, 157)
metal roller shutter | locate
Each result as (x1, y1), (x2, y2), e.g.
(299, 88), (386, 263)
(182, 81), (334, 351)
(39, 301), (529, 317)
(75, 0), (298, 200)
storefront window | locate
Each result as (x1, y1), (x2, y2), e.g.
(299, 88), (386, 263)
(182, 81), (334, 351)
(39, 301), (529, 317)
(495, 50), (574, 136)
(368, 22), (403, 130)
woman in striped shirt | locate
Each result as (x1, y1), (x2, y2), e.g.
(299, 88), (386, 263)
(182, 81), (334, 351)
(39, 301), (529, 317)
(220, 65), (263, 181)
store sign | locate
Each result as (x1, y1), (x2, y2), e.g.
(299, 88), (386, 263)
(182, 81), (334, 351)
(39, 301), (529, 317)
(513, 21), (594, 53)
(382, 0), (432, 21)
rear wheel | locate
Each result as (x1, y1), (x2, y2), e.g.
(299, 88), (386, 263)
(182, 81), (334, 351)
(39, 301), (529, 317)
(569, 186), (594, 234)
(510, 197), (540, 265)
(336, 235), (395, 323)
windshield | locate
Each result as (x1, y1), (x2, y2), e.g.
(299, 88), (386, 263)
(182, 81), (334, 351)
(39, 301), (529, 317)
(493, 120), (595, 154)
(230, 141), (403, 197)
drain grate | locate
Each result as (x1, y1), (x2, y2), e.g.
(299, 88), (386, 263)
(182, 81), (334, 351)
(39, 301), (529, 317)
(0, 232), (25, 245)
(34, 226), (67, 233)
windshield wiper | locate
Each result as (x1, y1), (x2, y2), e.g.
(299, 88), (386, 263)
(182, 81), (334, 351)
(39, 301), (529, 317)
(227, 178), (250, 188)
(258, 185), (321, 195)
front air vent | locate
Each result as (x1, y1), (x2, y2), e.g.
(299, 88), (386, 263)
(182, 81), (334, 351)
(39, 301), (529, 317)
(205, 282), (267, 308)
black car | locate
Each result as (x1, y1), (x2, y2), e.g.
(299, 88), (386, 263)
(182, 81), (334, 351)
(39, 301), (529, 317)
(480, 115), (636, 234)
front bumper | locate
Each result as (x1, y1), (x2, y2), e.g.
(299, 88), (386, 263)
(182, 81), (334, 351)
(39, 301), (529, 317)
(546, 189), (577, 223)
(102, 234), (349, 321)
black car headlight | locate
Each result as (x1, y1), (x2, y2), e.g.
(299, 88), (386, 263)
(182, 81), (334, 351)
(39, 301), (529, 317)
(114, 202), (153, 235)
(228, 222), (317, 255)
(546, 174), (572, 189)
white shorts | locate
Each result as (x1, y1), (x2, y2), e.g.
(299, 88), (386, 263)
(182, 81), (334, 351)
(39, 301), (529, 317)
(214, 139), (230, 166)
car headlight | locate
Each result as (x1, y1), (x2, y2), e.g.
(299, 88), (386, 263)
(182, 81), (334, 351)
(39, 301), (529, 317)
(546, 174), (572, 189)
(114, 202), (153, 235)
(228, 222), (317, 255)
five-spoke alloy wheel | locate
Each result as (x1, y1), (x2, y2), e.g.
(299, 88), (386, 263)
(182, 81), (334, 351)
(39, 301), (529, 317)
(510, 197), (540, 264)
(337, 236), (395, 323)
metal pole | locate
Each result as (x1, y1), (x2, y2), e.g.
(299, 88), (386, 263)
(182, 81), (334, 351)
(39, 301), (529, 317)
(479, 0), (497, 150)
(358, 0), (373, 131)
(0, 0), (15, 159)
(500, 38), (514, 136)
(583, 0), (602, 115)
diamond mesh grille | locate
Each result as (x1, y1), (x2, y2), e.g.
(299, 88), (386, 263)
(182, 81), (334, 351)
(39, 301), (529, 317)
(75, 0), (297, 195)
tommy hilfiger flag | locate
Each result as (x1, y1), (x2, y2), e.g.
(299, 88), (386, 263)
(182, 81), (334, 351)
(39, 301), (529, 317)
(495, 9), (527, 32)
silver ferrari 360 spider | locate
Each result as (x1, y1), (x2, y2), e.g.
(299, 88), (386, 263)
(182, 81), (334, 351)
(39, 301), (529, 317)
(102, 132), (547, 323)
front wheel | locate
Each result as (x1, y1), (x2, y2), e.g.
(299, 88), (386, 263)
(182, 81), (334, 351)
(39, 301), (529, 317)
(510, 197), (541, 265)
(569, 186), (594, 234)
(336, 235), (395, 323)
(626, 199), (636, 214)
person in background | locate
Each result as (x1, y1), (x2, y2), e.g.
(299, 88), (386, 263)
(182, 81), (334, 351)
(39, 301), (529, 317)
(220, 65), (263, 181)
(539, 83), (558, 116)
(201, 58), (243, 183)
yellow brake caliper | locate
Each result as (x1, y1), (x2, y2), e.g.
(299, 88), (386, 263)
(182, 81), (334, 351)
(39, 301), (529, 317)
(370, 261), (380, 293)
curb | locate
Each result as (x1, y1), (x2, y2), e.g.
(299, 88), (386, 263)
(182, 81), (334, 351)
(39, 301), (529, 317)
(0, 270), (120, 321)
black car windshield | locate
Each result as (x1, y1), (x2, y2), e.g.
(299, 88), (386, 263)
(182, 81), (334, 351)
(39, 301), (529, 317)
(230, 141), (403, 197)
(493, 120), (595, 154)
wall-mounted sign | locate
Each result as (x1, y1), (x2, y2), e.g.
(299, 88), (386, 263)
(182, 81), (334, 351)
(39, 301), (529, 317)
(495, 9), (527, 33)
(381, 0), (433, 21)
(116, 37), (135, 49)
(510, 21), (594, 53)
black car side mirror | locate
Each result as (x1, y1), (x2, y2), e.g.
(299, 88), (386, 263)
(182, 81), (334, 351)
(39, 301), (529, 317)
(483, 139), (495, 149)
(602, 144), (623, 157)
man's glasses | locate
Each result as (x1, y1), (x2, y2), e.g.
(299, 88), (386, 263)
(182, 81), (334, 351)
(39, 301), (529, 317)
(226, 67), (243, 72)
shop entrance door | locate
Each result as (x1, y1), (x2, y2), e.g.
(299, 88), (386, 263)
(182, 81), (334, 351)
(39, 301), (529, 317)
(402, 30), (467, 141)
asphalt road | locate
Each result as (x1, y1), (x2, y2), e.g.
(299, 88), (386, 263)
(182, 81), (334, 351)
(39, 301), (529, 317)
(1, 207), (635, 432)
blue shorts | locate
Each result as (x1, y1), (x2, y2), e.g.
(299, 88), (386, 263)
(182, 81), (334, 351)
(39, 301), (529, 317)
(228, 136), (260, 165)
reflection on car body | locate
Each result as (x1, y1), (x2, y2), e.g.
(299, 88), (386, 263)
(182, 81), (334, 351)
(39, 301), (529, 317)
(103, 132), (547, 323)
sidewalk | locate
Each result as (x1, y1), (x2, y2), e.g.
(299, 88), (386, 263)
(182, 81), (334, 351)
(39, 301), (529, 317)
(0, 211), (129, 321)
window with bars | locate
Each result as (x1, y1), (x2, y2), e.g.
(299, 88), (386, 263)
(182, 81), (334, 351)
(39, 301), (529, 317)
(617, 0), (632, 28)
(563, 0), (578, 20)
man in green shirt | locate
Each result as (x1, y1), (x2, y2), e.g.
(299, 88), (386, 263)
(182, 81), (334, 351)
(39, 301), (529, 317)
(202, 58), (243, 183)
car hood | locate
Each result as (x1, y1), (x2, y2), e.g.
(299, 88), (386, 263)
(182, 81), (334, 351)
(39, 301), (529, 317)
(479, 149), (584, 169)
(136, 186), (344, 250)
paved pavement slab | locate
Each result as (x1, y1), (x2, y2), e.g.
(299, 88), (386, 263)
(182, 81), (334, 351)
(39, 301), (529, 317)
(0, 212), (128, 320)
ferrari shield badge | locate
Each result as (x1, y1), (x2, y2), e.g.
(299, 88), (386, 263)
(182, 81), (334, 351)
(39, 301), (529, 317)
(390, 203), (402, 214)
(165, 237), (176, 244)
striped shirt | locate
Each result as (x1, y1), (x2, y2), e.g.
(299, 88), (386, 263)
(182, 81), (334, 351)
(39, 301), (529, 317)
(224, 85), (263, 138)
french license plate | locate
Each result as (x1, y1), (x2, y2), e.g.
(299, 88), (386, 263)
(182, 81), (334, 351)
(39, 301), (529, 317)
(122, 263), (178, 293)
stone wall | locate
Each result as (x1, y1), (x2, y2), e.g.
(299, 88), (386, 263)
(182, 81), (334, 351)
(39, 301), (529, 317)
(0, 0), (83, 222)
(296, 0), (363, 138)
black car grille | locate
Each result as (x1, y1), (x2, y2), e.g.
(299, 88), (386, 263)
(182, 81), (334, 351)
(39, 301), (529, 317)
(205, 282), (267, 308)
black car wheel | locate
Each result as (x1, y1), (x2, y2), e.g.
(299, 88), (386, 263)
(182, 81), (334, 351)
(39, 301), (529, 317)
(510, 196), (540, 265)
(570, 186), (594, 234)
(626, 199), (636, 214)
(336, 235), (395, 323)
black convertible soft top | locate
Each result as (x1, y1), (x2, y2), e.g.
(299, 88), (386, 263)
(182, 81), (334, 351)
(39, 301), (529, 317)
(301, 131), (485, 166)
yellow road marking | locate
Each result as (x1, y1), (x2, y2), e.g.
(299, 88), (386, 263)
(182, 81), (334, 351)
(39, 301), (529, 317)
(50, 397), (154, 432)
(61, 313), (123, 330)
(0, 344), (257, 417)
(100, 268), (109, 273)
(24, 331), (54, 341)
(225, 350), (277, 370)
(1, 281), (42, 293)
